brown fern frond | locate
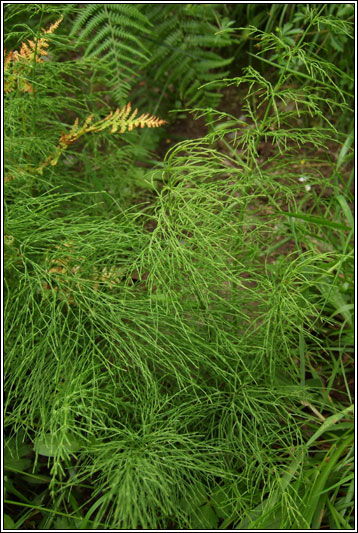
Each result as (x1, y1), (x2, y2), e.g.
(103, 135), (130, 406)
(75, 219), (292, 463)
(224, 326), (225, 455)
(42, 16), (64, 35)
(21, 40), (49, 63)
(43, 240), (125, 304)
(4, 17), (63, 93)
(4, 50), (15, 71)
(37, 104), (166, 172)
(91, 102), (167, 134)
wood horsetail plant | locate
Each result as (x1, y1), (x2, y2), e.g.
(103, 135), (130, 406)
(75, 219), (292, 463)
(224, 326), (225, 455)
(4, 4), (353, 530)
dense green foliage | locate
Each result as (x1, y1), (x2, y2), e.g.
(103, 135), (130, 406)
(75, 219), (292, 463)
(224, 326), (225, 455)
(4, 3), (354, 530)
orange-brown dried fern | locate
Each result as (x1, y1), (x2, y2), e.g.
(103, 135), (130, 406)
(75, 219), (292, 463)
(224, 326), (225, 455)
(4, 16), (63, 94)
(38, 102), (167, 172)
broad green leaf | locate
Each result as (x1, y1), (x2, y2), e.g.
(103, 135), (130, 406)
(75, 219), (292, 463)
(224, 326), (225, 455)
(316, 276), (353, 327)
(4, 514), (16, 529)
(238, 500), (282, 529)
(191, 503), (218, 530)
(34, 434), (81, 457)
(4, 438), (32, 472)
(209, 485), (234, 519)
(336, 132), (353, 169)
(279, 210), (351, 231)
(336, 195), (354, 228)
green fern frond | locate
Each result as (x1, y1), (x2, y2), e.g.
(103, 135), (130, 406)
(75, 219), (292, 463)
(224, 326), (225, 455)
(70, 4), (234, 110)
(70, 4), (152, 105)
(140, 4), (234, 108)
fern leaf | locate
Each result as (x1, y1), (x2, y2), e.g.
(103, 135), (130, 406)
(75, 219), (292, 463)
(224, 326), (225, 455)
(140, 4), (234, 108)
(37, 104), (166, 172)
(4, 17), (63, 94)
(70, 5), (152, 105)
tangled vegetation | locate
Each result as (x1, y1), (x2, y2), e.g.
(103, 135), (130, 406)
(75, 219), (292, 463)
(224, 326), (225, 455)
(4, 3), (354, 530)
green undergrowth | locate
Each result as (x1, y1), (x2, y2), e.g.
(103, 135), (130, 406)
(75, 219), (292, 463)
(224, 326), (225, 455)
(4, 3), (354, 530)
